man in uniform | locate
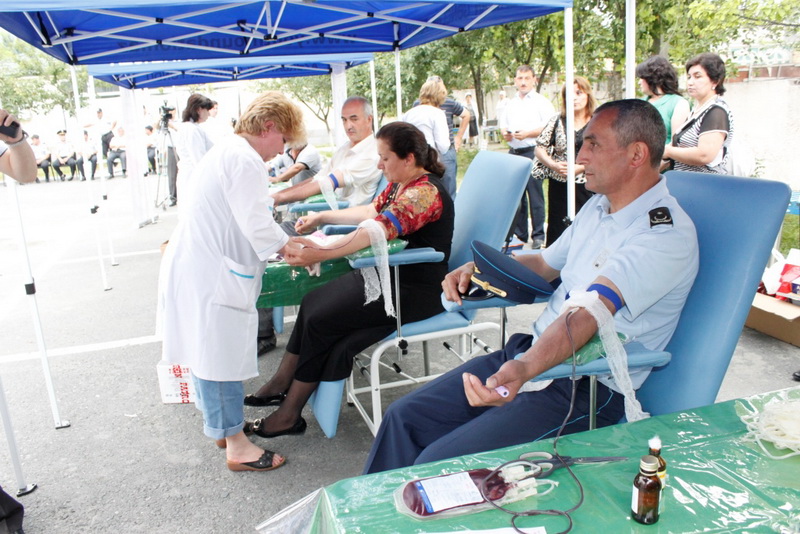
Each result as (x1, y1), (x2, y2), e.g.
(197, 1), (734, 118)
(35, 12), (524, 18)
(364, 99), (700, 474)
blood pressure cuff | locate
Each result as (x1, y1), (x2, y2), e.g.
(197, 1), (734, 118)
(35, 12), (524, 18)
(465, 240), (555, 304)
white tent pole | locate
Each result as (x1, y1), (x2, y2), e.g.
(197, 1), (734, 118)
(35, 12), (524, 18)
(7, 179), (71, 430)
(120, 87), (157, 228)
(0, 374), (36, 496)
(565, 7), (576, 221)
(73, 66), (114, 288)
(330, 62), (347, 148)
(625, 0), (636, 98)
(369, 59), (379, 132)
(394, 49), (402, 119)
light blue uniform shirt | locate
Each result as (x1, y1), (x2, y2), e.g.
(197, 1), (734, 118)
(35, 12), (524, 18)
(538, 176), (699, 390)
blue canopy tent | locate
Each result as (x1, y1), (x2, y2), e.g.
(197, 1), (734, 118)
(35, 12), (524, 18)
(0, 1), (571, 65)
(86, 53), (374, 89)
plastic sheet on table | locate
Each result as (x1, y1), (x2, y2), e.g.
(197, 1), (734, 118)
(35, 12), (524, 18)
(261, 387), (800, 533)
(257, 239), (408, 308)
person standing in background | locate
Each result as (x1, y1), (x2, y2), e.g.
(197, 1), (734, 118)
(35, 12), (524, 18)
(663, 53), (733, 174)
(500, 65), (555, 249)
(534, 76), (597, 245)
(175, 93), (215, 214)
(403, 78), (450, 157)
(412, 76), (469, 199)
(464, 94), (480, 148)
(636, 56), (690, 155)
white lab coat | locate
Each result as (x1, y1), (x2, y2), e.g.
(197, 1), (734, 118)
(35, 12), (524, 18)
(160, 135), (288, 381)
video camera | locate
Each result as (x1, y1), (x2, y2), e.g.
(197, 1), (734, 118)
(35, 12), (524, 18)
(159, 101), (175, 130)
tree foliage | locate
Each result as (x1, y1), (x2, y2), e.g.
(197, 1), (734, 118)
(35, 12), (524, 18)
(0, 29), (95, 118)
(257, 74), (334, 132)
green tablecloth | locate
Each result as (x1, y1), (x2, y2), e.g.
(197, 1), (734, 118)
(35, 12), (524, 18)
(259, 387), (800, 533)
(257, 239), (408, 308)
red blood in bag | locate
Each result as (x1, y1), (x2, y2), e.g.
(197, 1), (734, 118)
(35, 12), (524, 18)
(401, 468), (510, 517)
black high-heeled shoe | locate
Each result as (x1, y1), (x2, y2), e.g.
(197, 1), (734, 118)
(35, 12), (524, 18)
(243, 391), (286, 407)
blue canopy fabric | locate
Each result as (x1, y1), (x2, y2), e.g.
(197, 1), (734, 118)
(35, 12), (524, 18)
(86, 53), (373, 88)
(0, 0), (571, 66)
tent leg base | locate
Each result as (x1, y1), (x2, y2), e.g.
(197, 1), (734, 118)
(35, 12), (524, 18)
(17, 483), (37, 497)
(55, 420), (71, 429)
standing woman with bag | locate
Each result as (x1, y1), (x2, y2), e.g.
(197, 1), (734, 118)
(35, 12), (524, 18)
(663, 53), (733, 174)
(534, 76), (597, 245)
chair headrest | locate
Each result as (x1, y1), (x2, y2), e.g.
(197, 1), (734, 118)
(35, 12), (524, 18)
(467, 240), (555, 304)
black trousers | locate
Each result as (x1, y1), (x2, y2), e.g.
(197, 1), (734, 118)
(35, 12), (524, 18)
(0, 485), (24, 534)
(546, 179), (593, 245)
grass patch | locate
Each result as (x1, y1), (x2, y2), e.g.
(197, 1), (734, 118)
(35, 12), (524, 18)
(780, 213), (799, 257)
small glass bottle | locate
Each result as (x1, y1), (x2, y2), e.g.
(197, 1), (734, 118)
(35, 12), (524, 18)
(648, 435), (667, 488)
(631, 455), (661, 525)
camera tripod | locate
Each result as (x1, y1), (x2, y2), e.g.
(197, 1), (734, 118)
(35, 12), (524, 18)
(153, 118), (178, 210)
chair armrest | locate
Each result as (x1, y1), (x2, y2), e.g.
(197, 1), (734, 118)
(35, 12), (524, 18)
(520, 342), (672, 381)
(348, 247), (444, 269)
(289, 201), (350, 213)
(441, 294), (519, 312)
(322, 224), (358, 235)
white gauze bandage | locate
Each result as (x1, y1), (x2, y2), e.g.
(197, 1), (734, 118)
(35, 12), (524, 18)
(314, 174), (340, 211)
(560, 289), (648, 422)
(358, 219), (395, 317)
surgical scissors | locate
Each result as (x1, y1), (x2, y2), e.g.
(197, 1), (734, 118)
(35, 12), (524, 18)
(518, 451), (627, 479)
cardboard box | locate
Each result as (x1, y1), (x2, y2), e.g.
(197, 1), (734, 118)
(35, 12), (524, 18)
(156, 361), (196, 404)
(745, 293), (800, 348)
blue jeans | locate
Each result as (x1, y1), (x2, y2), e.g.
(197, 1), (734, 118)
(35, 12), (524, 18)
(440, 146), (457, 199)
(192, 375), (246, 440)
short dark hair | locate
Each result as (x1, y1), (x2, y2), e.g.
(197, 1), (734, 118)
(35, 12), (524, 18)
(636, 56), (681, 96)
(516, 65), (535, 76)
(686, 53), (727, 95)
(145, 125), (154, 132)
(182, 93), (215, 122)
(376, 122), (445, 177)
(594, 99), (666, 168)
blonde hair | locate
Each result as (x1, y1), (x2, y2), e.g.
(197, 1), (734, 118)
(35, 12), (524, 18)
(419, 79), (447, 107)
(234, 91), (306, 146)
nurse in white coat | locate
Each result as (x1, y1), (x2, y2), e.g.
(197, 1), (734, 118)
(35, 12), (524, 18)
(160, 91), (305, 472)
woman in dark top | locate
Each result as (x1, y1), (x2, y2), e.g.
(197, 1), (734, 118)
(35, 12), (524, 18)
(243, 122), (454, 438)
(663, 53), (733, 174)
(534, 75), (597, 245)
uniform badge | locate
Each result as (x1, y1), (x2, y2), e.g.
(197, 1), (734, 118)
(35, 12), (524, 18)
(649, 207), (673, 227)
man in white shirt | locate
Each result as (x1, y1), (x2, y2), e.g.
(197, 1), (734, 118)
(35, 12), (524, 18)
(29, 134), (52, 182)
(500, 65), (556, 249)
(107, 126), (127, 178)
(272, 96), (381, 219)
(258, 96), (381, 356)
(52, 129), (77, 181)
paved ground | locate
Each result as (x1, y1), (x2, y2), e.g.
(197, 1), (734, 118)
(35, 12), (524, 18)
(0, 173), (798, 533)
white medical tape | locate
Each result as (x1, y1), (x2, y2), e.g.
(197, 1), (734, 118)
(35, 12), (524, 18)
(314, 173), (340, 211)
(358, 219), (395, 317)
(560, 289), (648, 422)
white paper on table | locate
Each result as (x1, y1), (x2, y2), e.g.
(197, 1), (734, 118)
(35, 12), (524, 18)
(415, 472), (484, 513)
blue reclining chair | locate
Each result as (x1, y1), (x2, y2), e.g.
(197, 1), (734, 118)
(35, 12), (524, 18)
(309, 151), (532, 437)
(509, 171), (790, 428)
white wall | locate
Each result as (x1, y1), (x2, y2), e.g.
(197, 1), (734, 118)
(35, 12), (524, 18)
(724, 78), (799, 190)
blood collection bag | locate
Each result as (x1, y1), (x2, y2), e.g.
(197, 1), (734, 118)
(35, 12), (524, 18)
(394, 465), (557, 520)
